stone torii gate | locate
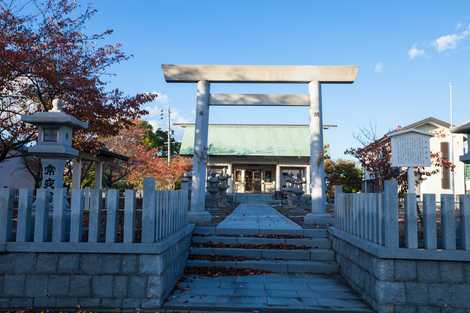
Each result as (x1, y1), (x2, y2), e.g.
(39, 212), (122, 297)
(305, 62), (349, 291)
(162, 64), (358, 225)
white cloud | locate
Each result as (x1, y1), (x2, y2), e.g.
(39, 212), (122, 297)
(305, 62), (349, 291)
(142, 92), (193, 132)
(433, 24), (470, 52)
(435, 34), (460, 52)
(408, 46), (425, 59)
(374, 62), (384, 73)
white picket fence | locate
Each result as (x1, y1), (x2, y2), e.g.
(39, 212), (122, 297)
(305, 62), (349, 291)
(0, 178), (189, 246)
(334, 180), (470, 251)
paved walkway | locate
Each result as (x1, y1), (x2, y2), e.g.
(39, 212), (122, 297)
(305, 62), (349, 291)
(165, 274), (371, 312)
(217, 203), (302, 231)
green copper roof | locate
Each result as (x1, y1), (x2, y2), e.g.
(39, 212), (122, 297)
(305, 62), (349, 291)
(179, 124), (311, 157)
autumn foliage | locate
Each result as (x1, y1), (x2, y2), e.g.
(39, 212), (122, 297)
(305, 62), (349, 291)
(101, 121), (191, 189)
(0, 0), (157, 161)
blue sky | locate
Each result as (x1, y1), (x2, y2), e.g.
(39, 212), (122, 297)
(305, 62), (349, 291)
(83, 0), (470, 159)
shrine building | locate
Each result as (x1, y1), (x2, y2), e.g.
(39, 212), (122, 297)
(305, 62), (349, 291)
(178, 123), (334, 194)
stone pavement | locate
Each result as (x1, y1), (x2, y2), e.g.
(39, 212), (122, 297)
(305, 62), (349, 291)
(216, 203), (302, 231)
(164, 273), (372, 312)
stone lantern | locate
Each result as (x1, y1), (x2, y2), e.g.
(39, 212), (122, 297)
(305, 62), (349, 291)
(21, 99), (88, 189)
(452, 121), (470, 164)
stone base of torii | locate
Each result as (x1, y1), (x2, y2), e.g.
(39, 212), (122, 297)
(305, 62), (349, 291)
(162, 64), (358, 225)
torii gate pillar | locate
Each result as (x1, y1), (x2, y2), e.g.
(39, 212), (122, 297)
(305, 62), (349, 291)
(304, 81), (332, 225)
(189, 80), (212, 224)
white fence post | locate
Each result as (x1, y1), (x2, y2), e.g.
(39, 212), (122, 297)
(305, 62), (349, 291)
(377, 192), (384, 245)
(124, 189), (136, 243)
(441, 194), (456, 250)
(34, 189), (49, 242)
(88, 188), (102, 243)
(363, 193), (368, 240)
(461, 195), (470, 251)
(358, 194), (364, 237)
(352, 195), (358, 236)
(0, 188), (13, 243)
(70, 189), (84, 243)
(367, 193), (374, 241)
(334, 186), (343, 229)
(142, 178), (156, 243)
(423, 194), (437, 249)
(16, 189), (33, 242)
(156, 191), (163, 241)
(106, 189), (119, 243)
(384, 180), (399, 248)
(183, 190), (189, 225)
(405, 193), (418, 248)
(52, 188), (67, 242)
(169, 191), (175, 234)
(346, 194), (352, 234)
(163, 191), (169, 238)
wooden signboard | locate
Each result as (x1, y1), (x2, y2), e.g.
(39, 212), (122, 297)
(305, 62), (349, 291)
(390, 129), (432, 168)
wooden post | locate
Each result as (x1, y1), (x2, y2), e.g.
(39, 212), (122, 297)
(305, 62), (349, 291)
(34, 189), (49, 242)
(70, 188), (84, 243)
(142, 177), (156, 243)
(423, 194), (437, 249)
(16, 189), (33, 242)
(405, 193), (418, 248)
(384, 180), (399, 248)
(124, 189), (136, 243)
(441, 194), (456, 250)
(460, 195), (470, 250)
(105, 189), (119, 243)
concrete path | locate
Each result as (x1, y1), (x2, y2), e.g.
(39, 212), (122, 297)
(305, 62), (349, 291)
(165, 274), (371, 312)
(217, 203), (302, 231)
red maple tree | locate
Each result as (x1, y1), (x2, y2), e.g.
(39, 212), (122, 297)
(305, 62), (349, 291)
(101, 121), (191, 189)
(0, 0), (157, 161)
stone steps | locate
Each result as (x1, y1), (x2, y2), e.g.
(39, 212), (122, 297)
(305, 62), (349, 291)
(191, 235), (331, 249)
(193, 226), (328, 238)
(188, 226), (337, 275)
(186, 259), (338, 274)
(190, 247), (335, 261)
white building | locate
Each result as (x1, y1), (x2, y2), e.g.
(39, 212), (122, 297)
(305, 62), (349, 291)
(0, 150), (35, 189)
(364, 117), (470, 197)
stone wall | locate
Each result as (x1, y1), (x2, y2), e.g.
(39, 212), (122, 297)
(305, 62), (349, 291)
(0, 232), (191, 310)
(331, 235), (470, 313)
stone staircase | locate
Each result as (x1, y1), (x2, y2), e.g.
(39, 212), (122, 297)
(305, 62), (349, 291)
(186, 226), (338, 274)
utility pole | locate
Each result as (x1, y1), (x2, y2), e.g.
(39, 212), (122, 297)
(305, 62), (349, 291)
(160, 103), (172, 165)
(449, 82), (455, 199)
(167, 102), (171, 165)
